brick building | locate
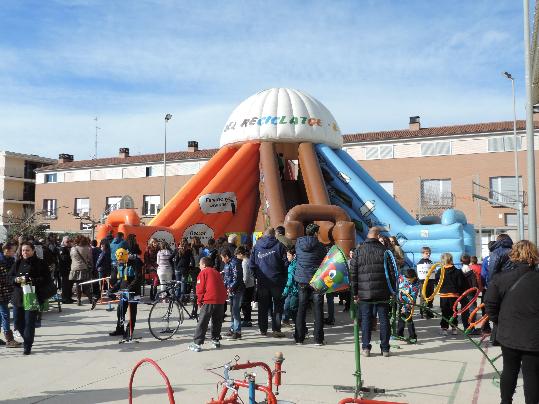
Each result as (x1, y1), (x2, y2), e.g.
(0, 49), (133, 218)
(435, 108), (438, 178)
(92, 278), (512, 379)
(0, 151), (56, 239)
(34, 118), (539, 256)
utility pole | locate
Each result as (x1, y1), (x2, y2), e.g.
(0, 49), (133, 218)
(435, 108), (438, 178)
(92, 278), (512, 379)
(523, 0), (537, 243)
(163, 114), (172, 206)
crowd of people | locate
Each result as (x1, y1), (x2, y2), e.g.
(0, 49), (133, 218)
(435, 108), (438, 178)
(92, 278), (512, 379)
(0, 226), (538, 403)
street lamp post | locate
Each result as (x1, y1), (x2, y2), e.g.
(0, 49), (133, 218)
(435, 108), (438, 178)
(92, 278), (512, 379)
(163, 114), (172, 207)
(523, 0), (537, 243)
(503, 72), (525, 240)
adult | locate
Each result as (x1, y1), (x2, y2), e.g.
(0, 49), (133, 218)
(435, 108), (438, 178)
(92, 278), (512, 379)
(58, 236), (74, 304)
(486, 234), (514, 284)
(96, 240), (112, 279)
(173, 238), (194, 300)
(236, 246), (254, 327)
(156, 241), (173, 289)
(144, 238), (159, 300)
(485, 240), (539, 404)
(69, 236), (97, 307)
(275, 226), (294, 249)
(249, 227), (288, 337)
(485, 234), (514, 345)
(9, 242), (49, 355)
(350, 227), (395, 357)
(389, 236), (405, 269)
(294, 223), (327, 345)
(0, 243), (21, 347)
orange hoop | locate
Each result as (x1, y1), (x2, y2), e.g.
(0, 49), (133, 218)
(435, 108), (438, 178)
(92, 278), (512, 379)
(466, 303), (489, 331)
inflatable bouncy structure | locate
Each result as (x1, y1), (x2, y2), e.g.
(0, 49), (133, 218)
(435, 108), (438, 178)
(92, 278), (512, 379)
(97, 88), (474, 263)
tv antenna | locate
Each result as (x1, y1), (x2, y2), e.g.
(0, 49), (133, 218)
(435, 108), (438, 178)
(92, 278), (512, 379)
(94, 117), (101, 159)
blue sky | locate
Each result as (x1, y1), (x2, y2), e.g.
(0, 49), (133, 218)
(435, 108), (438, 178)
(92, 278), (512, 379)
(0, 0), (529, 160)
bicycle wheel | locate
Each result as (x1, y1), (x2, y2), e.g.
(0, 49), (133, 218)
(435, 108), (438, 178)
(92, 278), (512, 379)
(148, 297), (184, 341)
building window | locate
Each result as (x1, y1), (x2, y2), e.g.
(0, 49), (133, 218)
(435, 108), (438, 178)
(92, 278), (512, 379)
(143, 195), (160, 216)
(504, 213), (528, 227)
(74, 198), (90, 217)
(421, 141), (451, 156)
(488, 135), (522, 152)
(489, 176), (523, 204)
(379, 181), (394, 197)
(43, 199), (57, 218)
(145, 166), (153, 177)
(106, 196), (122, 212)
(45, 173), (57, 183)
(421, 179), (452, 206)
(365, 145), (394, 160)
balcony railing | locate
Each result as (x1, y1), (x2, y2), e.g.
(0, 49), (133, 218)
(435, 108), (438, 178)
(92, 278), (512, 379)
(488, 190), (526, 207)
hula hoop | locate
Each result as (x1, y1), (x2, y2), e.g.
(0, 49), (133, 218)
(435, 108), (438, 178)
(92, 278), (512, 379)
(421, 263), (444, 303)
(384, 250), (399, 295)
(398, 290), (414, 322)
(466, 303), (489, 331)
(452, 287), (480, 316)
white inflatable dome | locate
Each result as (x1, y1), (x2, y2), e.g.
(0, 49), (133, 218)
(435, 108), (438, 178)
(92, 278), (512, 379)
(220, 88), (342, 148)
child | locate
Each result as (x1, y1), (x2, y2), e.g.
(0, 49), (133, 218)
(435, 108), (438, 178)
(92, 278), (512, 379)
(282, 247), (299, 327)
(460, 254), (479, 334)
(221, 248), (244, 340)
(189, 257), (227, 352)
(438, 253), (465, 336)
(397, 268), (420, 342)
(416, 246), (434, 319)
(236, 246), (254, 327)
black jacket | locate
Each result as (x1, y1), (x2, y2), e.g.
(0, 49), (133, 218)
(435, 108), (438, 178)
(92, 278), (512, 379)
(249, 236), (288, 288)
(294, 236), (327, 284)
(173, 248), (194, 276)
(485, 262), (539, 351)
(438, 266), (465, 295)
(350, 238), (393, 301)
(9, 255), (49, 308)
(58, 246), (71, 273)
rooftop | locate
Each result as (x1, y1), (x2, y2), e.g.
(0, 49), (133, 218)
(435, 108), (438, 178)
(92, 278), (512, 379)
(36, 119), (539, 172)
(343, 119), (539, 144)
(37, 148), (219, 172)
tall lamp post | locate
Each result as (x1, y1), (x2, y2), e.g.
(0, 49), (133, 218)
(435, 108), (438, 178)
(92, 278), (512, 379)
(503, 72), (525, 240)
(523, 0), (537, 243)
(163, 114), (172, 208)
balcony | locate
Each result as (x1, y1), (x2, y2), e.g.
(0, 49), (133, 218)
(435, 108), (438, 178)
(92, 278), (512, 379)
(0, 167), (36, 183)
(488, 189), (526, 208)
(417, 192), (455, 217)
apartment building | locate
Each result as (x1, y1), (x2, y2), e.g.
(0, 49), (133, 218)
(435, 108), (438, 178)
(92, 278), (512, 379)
(343, 117), (539, 255)
(34, 118), (539, 256)
(0, 151), (56, 239)
(35, 142), (217, 234)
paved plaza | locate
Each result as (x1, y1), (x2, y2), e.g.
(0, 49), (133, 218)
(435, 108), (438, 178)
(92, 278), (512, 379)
(1, 297), (523, 404)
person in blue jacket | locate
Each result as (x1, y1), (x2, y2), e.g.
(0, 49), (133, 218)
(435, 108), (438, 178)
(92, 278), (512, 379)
(221, 248), (244, 340)
(249, 227), (288, 337)
(294, 223), (327, 346)
(486, 234), (514, 284)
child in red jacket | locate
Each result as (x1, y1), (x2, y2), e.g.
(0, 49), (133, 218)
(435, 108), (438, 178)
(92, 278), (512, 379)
(189, 256), (227, 352)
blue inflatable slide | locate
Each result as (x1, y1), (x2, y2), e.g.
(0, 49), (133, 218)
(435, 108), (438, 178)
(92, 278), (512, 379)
(315, 144), (475, 265)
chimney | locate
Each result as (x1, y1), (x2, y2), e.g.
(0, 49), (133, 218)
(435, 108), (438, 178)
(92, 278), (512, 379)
(119, 147), (130, 158)
(187, 141), (199, 152)
(58, 153), (74, 163)
(409, 116), (421, 131)
(533, 106), (539, 122)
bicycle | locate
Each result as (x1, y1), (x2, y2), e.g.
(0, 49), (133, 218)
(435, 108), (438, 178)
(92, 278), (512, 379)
(147, 280), (199, 341)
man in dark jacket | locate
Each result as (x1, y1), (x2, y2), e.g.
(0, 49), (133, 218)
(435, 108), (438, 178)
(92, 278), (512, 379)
(249, 227), (288, 337)
(486, 234), (513, 346)
(350, 227), (394, 357)
(294, 223), (327, 345)
(487, 234), (514, 285)
(58, 236), (74, 304)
